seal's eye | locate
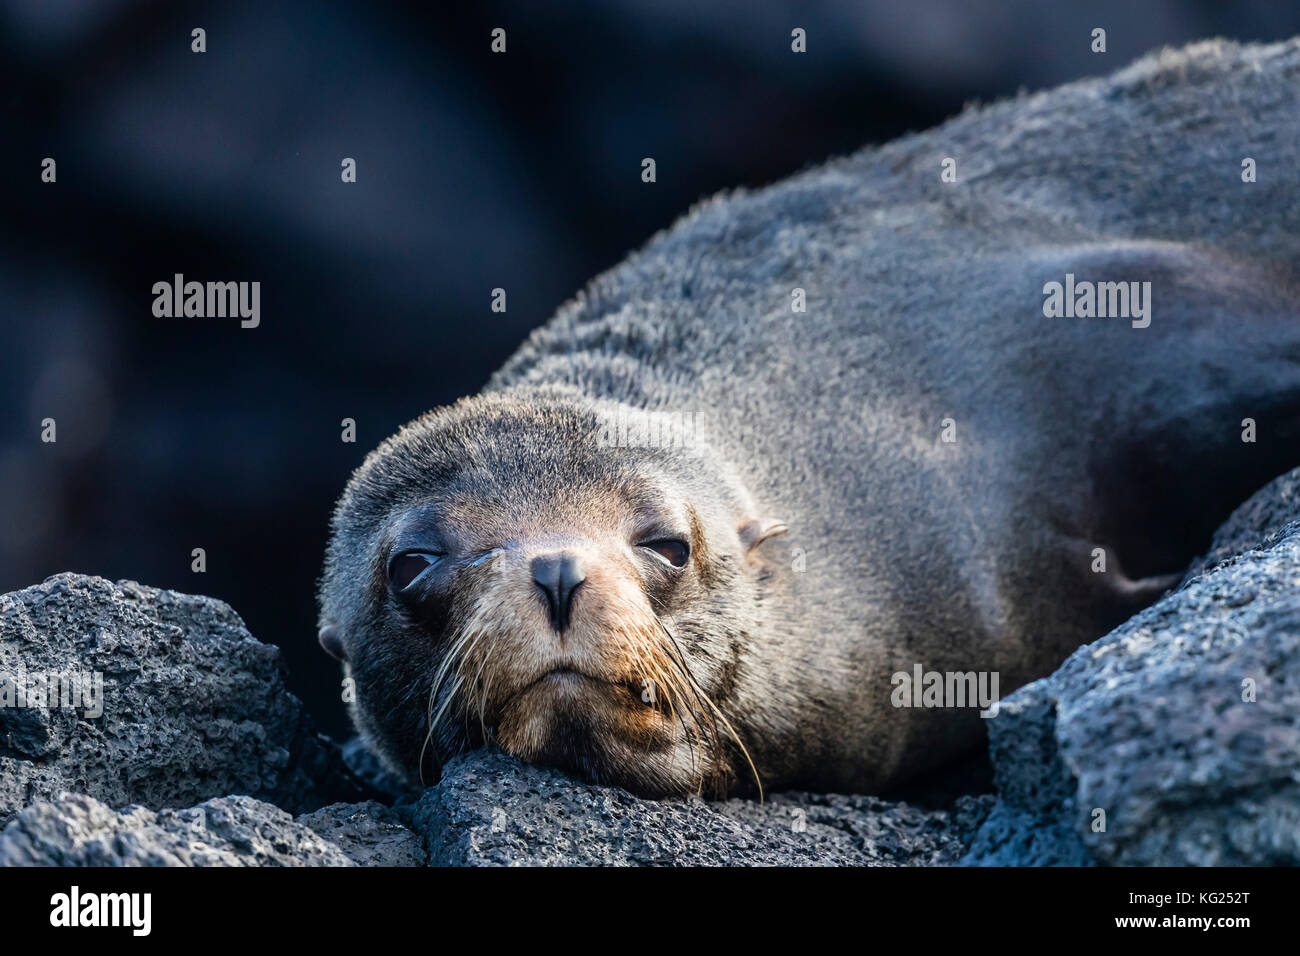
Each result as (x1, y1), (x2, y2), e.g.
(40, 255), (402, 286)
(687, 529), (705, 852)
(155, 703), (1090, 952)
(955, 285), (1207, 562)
(388, 551), (441, 591)
(639, 538), (690, 568)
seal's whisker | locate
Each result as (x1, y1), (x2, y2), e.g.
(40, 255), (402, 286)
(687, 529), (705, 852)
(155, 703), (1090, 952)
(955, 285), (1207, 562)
(625, 625), (704, 783)
(467, 634), (500, 745)
(640, 597), (717, 784)
(477, 667), (498, 746)
(418, 622), (490, 783)
(648, 624), (711, 737)
(429, 672), (464, 738)
(429, 622), (479, 705)
(440, 626), (491, 726)
(625, 618), (711, 791)
(656, 616), (764, 801)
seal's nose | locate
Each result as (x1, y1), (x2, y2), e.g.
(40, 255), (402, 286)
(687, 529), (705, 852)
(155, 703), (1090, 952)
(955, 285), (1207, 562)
(531, 552), (586, 633)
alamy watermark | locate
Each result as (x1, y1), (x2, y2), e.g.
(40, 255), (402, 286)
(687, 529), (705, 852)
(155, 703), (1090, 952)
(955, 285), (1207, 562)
(891, 663), (999, 718)
(0, 667), (104, 718)
(50, 886), (150, 936)
(594, 407), (699, 449)
(152, 274), (260, 328)
(1042, 273), (1151, 329)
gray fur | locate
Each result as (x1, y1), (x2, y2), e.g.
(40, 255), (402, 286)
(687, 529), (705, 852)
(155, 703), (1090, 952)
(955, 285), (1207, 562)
(323, 39), (1300, 795)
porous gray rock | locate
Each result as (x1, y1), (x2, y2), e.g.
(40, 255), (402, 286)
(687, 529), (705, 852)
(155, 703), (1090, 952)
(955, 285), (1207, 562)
(1182, 466), (1300, 581)
(0, 573), (374, 825)
(297, 800), (425, 866)
(414, 750), (992, 866)
(965, 466), (1300, 865)
(0, 793), (354, 866)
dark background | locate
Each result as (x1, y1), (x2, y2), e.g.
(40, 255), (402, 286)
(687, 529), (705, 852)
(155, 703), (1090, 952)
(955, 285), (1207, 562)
(3, 0), (1298, 737)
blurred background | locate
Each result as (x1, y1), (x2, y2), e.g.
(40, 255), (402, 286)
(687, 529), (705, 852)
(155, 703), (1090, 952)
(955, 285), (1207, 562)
(3, 0), (1298, 736)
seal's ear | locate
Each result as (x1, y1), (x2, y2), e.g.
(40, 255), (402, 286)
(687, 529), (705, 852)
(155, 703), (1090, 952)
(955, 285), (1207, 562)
(738, 518), (788, 553)
(318, 623), (348, 662)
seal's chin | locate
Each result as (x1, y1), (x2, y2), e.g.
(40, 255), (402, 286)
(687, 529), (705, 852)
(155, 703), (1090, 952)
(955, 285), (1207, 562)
(496, 667), (670, 759)
(490, 665), (716, 797)
(513, 667), (622, 699)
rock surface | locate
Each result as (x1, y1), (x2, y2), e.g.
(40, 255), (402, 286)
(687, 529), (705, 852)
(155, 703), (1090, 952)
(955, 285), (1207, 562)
(0, 574), (374, 826)
(1182, 466), (1300, 581)
(0, 793), (354, 866)
(416, 751), (991, 866)
(964, 466), (1300, 865)
(297, 800), (425, 866)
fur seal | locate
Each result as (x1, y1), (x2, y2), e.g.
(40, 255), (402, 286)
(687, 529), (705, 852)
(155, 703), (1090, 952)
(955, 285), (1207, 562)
(319, 39), (1300, 798)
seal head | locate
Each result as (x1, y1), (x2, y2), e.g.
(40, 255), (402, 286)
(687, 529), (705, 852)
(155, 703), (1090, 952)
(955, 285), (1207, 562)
(319, 387), (784, 798)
